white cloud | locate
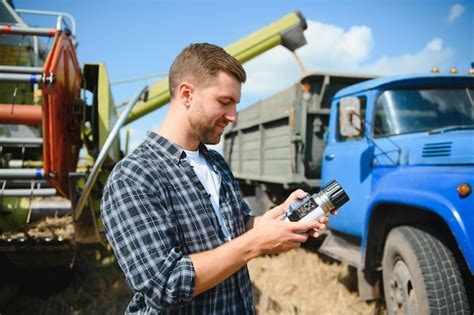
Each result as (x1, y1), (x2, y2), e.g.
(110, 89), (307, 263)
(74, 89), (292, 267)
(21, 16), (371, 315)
(447, 4), (465, 24)
(242, 21), (374, 97)
(299, 22), (374, 68)
(426, 38), (443, 51)
(242, 45), (298, 95)
(362, 38), (454, 75)
(241, 20), (455, 99)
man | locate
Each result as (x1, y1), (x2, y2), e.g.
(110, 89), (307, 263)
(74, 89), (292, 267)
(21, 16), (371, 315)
(101, 43), (329, 314)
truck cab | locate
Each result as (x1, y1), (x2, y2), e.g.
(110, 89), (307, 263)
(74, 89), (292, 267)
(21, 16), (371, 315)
(322, 74), (474, 313)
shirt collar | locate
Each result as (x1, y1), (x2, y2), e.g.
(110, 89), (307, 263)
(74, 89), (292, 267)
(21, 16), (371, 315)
(198, 143), (215, 162)
(146, 131), (214, 164)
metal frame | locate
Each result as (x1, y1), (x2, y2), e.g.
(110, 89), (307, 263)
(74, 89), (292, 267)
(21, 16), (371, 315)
(14, 8), (77, 38)
(73, 86), (148, 221)
(0, 66), (43, 74)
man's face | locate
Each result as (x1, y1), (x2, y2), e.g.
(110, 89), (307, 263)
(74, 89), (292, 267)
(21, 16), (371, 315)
(187, 71), (241, 145)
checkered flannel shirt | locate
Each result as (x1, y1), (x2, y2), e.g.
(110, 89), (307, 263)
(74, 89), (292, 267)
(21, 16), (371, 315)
(101, 131), (254, 314)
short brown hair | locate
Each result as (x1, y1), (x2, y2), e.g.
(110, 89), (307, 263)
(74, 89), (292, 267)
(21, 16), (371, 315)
(168, 43), (246, 99)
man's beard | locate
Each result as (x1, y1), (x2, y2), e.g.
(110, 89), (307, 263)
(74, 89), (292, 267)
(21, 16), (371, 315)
(188, 114), (221, 145)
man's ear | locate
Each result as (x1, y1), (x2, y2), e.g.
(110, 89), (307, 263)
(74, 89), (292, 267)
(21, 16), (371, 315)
(177, 82), (194, 109)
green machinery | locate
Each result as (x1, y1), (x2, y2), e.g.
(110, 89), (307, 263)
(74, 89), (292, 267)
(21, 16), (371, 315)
(0, 0), (308, 265)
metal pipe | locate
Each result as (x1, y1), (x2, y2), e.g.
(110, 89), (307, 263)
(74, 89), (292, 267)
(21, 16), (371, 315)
(124, 128), (130, 156)
(33, 32), (40, 67)
(0, 104), (42, 126)
(1, 179), (48, 187)
(8, 160), (43, 168)
(15, 8), (77, 37)
(74, 86), (148, 221)
(0, 137), (42, 147)
(1, 188), (56, 197)
(0, 168), (45, 179)
(56, 15), (63, 33)
(0, 66), (43, 74)
(124, 11), (307, 124)
(0, 25), (56, 37)
(0, 73), (42, 84)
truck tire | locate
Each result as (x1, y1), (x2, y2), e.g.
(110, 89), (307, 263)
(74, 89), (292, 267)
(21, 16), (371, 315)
(382, 226), (469, 315)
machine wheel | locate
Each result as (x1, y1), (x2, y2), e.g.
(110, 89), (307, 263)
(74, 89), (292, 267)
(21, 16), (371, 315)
(382, 226), (469, 315)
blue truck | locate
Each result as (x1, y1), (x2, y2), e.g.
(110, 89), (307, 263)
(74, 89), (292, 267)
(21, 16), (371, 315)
(223, 71), (474, 314)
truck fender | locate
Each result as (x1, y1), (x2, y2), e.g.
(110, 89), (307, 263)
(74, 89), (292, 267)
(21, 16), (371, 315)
(361, 177), (474, 274)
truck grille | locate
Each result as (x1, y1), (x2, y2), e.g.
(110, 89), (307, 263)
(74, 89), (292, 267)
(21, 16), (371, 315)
(422, 142), (452, 157)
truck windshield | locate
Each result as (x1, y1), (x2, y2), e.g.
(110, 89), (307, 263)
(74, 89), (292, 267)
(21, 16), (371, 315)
(374, 88), (474, 136)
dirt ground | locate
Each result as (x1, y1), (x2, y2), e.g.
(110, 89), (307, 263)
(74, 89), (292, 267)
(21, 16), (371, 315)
(0, 247), (383, 314)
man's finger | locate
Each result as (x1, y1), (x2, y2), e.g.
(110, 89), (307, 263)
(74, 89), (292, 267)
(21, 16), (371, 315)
(281, 189), (308, 209)
(290, 220), (319, 232)
(266, 205), (286, 219)
(289, 241), (303, 249)
(290, 232), (309, 243)
(290, 189), (308, 200)
(318, 216), (329, 224)
(307, 229), (320, 238)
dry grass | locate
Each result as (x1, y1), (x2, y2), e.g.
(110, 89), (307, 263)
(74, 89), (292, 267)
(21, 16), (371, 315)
(248, 248), (382, 315)
(0, 215), (74, 240)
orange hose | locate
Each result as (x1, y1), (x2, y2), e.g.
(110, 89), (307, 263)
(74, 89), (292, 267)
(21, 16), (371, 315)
(0, 104), (42, 125)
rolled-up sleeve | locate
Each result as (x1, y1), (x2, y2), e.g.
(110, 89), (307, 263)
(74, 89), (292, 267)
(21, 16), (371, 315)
(101, 177), (195, 309)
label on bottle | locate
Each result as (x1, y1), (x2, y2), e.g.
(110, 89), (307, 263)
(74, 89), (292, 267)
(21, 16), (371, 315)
(287, 195), (318, 222)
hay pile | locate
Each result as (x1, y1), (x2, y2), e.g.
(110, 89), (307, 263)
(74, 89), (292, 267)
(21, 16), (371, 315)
(248, 248), (382, 314)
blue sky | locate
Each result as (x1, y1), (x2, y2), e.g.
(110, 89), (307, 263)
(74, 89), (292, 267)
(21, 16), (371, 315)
(13, 0), (474, 151)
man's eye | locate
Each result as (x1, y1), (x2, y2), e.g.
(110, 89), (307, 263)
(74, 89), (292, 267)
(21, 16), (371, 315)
(219, 101), (230, 106)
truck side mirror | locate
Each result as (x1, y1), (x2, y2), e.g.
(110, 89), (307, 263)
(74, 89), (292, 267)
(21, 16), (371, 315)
(339, 97), (362, 137)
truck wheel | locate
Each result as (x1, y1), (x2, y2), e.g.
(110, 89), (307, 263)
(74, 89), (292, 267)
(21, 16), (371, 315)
(382, 226), (469, 315)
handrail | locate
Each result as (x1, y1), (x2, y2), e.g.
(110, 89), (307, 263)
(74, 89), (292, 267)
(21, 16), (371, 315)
(73, 86), (148, 221)
(15, 8), (77, 37)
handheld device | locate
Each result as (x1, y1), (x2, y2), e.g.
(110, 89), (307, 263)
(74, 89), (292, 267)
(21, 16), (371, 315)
(283, 180), (349, 222)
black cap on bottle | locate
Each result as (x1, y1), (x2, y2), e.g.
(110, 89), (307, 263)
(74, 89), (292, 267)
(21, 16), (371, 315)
(322, 180), (350, 210)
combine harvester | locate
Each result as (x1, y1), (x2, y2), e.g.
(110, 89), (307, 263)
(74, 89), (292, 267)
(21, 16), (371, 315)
(0, 0), (309, 266)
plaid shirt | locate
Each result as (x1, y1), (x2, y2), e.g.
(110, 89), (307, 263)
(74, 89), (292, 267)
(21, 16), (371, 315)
(101, 131), (254, 314)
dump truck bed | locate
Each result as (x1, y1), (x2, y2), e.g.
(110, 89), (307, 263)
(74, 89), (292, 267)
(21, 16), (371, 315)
(223, 72), (374, 190)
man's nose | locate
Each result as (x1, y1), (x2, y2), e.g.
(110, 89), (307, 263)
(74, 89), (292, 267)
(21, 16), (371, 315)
(225, 106), (237, 123)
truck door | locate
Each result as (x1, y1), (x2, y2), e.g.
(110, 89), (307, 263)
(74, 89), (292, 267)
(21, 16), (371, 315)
(321, 95), (372, 237)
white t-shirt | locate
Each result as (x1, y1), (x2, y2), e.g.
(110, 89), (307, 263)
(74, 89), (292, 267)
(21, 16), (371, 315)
(185, 149), (231, 241)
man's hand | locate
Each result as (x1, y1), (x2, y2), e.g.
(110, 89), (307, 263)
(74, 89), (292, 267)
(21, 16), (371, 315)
(251, 189), (331, 239)
(247, 189), (330, 255)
